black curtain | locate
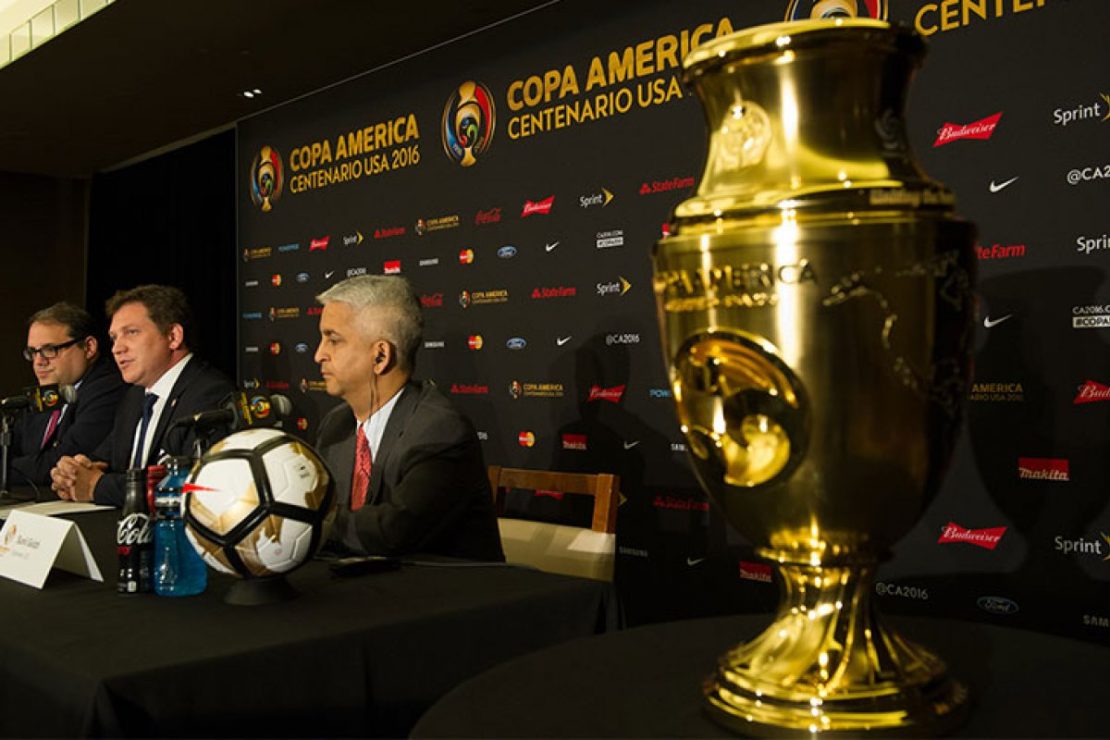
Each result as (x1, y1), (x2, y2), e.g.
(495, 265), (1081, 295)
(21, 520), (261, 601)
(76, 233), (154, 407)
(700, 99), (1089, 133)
(86, 130), (236, 382)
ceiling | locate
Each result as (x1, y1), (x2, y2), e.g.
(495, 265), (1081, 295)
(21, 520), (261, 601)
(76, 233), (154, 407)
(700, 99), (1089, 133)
(0, 0), (550, 178)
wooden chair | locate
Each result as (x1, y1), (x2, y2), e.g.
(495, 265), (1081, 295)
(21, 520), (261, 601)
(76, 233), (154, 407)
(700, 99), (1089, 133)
(488, 466), (619, 581)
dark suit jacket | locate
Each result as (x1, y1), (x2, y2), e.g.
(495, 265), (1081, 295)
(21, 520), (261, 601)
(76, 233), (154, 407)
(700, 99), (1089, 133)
(91, 357), (234, 507)
(10, 356), (128, 487)
(316, 380), (504, 562)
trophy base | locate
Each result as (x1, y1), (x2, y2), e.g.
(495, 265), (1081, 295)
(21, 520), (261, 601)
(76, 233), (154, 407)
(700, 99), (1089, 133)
(703, 562), (969, 736)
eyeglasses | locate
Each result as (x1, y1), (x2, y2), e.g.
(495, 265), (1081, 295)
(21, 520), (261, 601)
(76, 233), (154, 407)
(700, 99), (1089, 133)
(23, 338), (82, 362)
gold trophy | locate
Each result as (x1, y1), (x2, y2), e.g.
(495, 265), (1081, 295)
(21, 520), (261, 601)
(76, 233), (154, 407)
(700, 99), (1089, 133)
(653, 19), (975, 735)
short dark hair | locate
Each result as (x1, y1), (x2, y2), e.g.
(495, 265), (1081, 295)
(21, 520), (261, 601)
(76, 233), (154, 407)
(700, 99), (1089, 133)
(105, 285), (196, 349)
(28, 302), (97, 341)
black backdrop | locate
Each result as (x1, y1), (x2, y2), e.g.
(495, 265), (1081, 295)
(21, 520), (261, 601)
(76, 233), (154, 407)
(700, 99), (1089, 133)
(235, 0), (1110, 640)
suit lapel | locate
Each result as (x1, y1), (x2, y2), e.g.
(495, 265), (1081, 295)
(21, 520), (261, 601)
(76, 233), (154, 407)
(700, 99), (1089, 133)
(147, 359), (200, 462)
(367, 383), (417, 505)
(330, 417), (357, 509)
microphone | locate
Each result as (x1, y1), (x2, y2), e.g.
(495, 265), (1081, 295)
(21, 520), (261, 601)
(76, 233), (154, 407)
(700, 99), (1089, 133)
(187, 391), (293, 432)
(0, 383), (77, 412)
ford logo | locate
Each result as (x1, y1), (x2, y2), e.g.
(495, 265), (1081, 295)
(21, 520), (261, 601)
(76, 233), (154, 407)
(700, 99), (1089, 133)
(497, 245), (518, 259)
(296, 272), (310, 283)
(977, 596), (1019, 615)
(294, 342), (310, 353)
(506, 337), (527, 350)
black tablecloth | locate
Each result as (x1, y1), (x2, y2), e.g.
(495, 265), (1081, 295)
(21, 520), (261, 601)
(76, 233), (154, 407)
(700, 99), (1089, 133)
(412, 612), (1110, 738)
(0, 510), (611, 737)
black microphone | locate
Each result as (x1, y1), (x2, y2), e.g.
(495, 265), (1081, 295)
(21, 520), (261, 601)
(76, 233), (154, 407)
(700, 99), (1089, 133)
(0, 383), (77, 412)
(187, 391), (293, 432)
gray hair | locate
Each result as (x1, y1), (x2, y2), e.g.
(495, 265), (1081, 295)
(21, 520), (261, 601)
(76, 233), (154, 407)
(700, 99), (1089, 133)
(316, 275), (423, 371)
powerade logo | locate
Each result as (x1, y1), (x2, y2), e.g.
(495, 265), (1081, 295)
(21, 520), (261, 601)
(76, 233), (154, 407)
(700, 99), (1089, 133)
(442, 80), (496, 167)
(249, 145), (284, 212)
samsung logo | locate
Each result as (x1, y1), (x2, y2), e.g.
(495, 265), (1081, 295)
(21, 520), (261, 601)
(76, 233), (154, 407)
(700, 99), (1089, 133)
(243, 279), (259, 288)
(977, 596), (1019, 615)
(296, 272), (310, 283)
(506, 337), (527, 350)
(497, 245), (518, 259)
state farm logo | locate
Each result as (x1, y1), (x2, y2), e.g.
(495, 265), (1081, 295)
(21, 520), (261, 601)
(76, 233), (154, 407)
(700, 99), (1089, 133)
(383, 260), (401, 274)
(509, 380), (565, 399)
(975, 243), (1025, 260)
(1072, 304), (1110, 329)
(597, 277), (632, 296)
(450, 383), (489, 395)
(1077, 233), (1109, 256)
(467, 335), (483, 350)
(373, 226), (405, 239)
(531, 286), (576, 299)
(933, 112), (1002, 147)
(420, 292), (444, 308)
(1052, 94), (1108, 127)
(969, 381), (1023, 403)
(588, 384), (625, 403)
(652, 494), (709, 512)
(1018, 457), (1069, 481)
(739, 561), (773, 583)
(596, 229), (624, 249)
(937, 522), (1007, 550)
(309, 236), (330, 251)
(579, 188), (613, 208)
(522, 195), (554, 217)
(605, 333), (640, 346)
(458, 248), (475, 265)
(475, 207), (502, 225)
(562, 433), (587, 451)
(1054, 533), (1108, 558)
(1075, 380), (1110, 405)
(639, 175), (695, 195)
(518, 431), (536, 447)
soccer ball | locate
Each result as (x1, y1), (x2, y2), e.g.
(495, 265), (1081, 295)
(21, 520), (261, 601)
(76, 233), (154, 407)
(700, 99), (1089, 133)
(183, 429), (335, 578)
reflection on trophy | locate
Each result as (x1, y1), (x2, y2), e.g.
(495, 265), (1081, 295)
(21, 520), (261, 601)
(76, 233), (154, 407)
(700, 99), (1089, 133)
(653, 19), (976, 735)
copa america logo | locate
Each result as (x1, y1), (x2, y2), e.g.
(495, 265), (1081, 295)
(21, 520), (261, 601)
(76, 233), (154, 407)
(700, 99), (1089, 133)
(442, 81), (496, 167)
(249, 145), (284, 212)
(785, 0), (886, 19)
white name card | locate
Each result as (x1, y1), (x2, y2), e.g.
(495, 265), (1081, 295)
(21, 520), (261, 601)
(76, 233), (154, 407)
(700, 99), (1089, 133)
(0, 510), (103, 589)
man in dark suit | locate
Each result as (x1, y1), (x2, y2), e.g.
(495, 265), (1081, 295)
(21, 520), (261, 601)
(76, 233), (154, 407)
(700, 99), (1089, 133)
(50, 285), (234, 506)
(10, 303), (127, 489)
(314, 275), (503, 561)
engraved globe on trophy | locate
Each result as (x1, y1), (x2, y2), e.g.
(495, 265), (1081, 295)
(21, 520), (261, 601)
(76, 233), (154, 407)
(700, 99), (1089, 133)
(653, 19), (976, 735)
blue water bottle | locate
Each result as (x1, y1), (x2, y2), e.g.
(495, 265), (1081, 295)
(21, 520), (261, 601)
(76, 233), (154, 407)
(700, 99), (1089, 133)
(153, 456), (207, 596)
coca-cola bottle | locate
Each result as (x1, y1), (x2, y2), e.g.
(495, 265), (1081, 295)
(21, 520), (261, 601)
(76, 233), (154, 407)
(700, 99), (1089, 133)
(117, 468), (153, 594)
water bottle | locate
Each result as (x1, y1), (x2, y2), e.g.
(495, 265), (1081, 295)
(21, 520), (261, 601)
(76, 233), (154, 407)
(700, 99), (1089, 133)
(153, 456), (207, 596)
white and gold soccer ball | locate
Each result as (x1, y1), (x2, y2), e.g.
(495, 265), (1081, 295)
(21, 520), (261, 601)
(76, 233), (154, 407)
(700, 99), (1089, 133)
(183, 429), (335, 578)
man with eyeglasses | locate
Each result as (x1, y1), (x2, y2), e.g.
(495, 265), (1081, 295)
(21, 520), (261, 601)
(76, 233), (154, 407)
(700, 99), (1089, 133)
(10, 303), (127, 489)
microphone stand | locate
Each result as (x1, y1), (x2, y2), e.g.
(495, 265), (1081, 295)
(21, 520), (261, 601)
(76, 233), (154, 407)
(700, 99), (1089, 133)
(0, 411), (29, 506)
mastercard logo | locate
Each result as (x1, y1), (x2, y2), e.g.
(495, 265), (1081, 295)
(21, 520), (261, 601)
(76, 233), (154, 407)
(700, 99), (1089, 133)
(458, 248), (475, 265)
(271, 274), (282, 286)
(296, 417), (309, 431)
(518, 431), (535, 447)
(467, 335), (484, 350)
(269, 342), (282, 355)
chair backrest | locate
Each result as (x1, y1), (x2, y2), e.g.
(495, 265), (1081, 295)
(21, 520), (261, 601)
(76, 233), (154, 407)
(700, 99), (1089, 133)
(488, 466), (620, 581)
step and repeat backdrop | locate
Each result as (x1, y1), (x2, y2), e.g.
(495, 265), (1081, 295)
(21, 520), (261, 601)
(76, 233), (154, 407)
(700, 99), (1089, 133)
(238, 0), (1109, 639)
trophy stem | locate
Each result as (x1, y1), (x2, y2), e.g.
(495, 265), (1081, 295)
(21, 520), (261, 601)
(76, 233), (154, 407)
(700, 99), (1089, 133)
(704, 559), (968, 736)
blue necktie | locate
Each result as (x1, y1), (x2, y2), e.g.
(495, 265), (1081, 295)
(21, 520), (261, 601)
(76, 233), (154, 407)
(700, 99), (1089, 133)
(132, 392), (158, 468)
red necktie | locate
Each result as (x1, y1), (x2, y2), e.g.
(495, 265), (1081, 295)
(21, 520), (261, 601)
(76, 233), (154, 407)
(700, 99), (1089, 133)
(41, 409), (62, 449)
(351, 425), (372, 511)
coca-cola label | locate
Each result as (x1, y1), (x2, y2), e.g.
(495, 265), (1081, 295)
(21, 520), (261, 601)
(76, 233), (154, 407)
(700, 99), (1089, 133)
(117, 513), (152, 547)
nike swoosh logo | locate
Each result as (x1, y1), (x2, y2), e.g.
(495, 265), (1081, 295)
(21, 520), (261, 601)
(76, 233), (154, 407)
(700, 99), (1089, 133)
(983, 314), (1013, 328)
(556, 336), (572, 346)
(324, 270), (335, 279)
(545, 241), (560, 252)
(686, 557), (706, 566)
(989, 176), (1019, 193)
(623, 440), (640, 449)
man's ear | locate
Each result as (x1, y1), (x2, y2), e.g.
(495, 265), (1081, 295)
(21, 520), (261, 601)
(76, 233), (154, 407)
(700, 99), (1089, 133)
(83, 336), (98, 359)
(373, 340), (391, 374)
(167, 324), (185, 351)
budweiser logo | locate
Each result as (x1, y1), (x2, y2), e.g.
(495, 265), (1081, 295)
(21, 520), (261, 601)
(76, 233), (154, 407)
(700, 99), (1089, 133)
(1074, 380), (1110, 404)
(475, 207), (502, 225)
(522, 196), (555, 217)
(1018, 457), (1069, 481)
(933, 112), (1002, 147)
(309, 236), (330, 251)
(937, 522), (1007, 550)
(588, 384), (625, 403)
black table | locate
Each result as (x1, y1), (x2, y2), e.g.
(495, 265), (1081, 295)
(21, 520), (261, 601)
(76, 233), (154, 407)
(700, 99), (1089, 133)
(0, 510), (612, 737)
(412, 612), (1110, 738)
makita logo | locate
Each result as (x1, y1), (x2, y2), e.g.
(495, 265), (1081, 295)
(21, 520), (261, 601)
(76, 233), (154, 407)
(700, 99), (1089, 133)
(1075, 380), (1110, 405)
(475, 207), (502, 225)
(522, 196), (554, 217)
(450, 383), (488, 395)
(1018, 457), (1069, 481)
(739, 561), (772, 583)
(373, 226), (405, 239)
(420, 292), (444, 308)
(309, 236), (330, 251)
(937, 522), (1007, 550)
(639, 176), (696, 195)
(933, 112), (1002, 147)
(562, 433), (587, 451)
(531, 286), (576, 299)
(588, 384), (625, 403)
(975, 243), (1025, 260)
